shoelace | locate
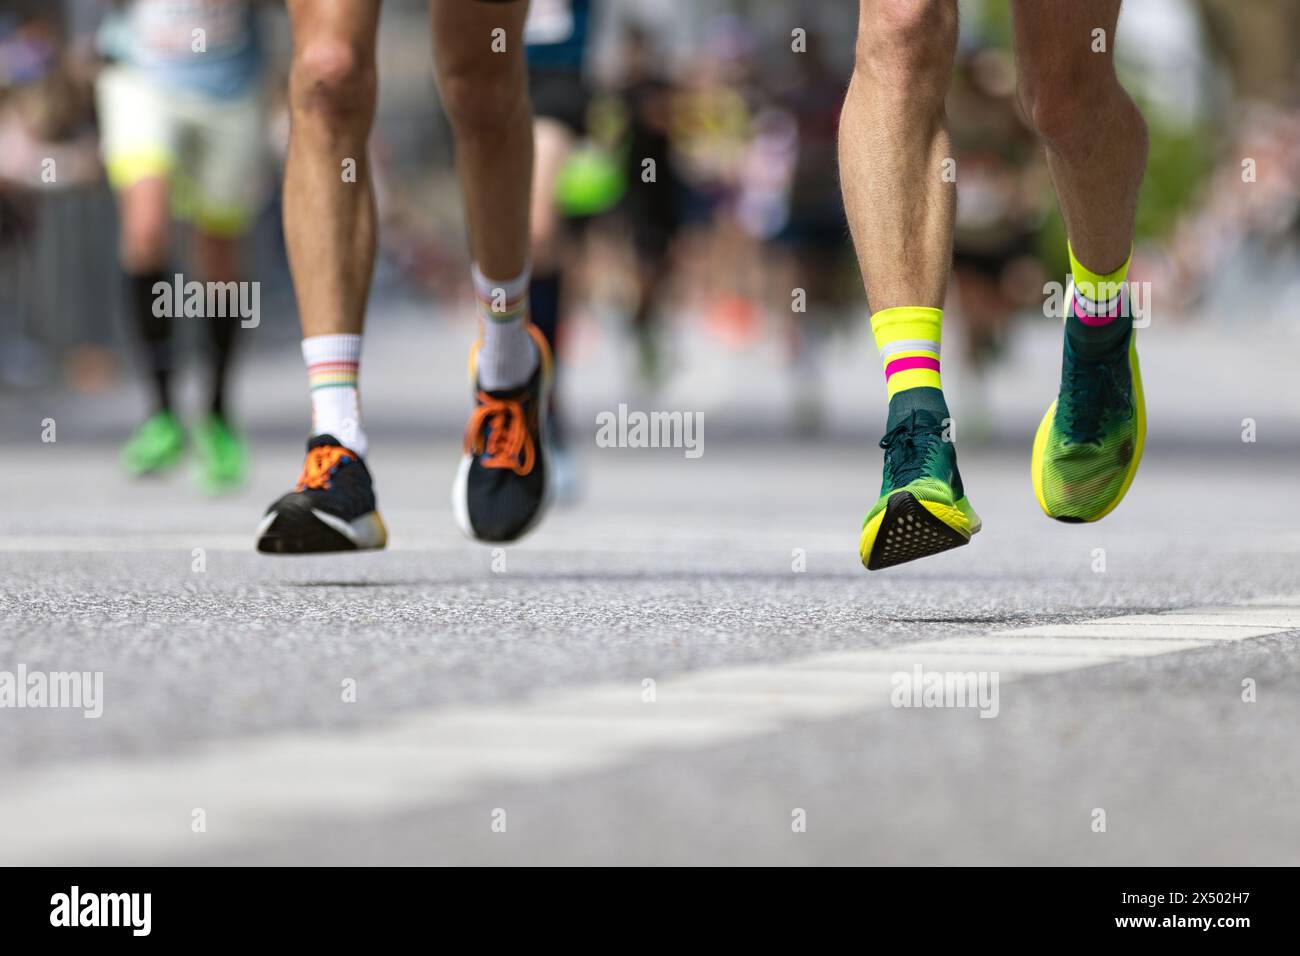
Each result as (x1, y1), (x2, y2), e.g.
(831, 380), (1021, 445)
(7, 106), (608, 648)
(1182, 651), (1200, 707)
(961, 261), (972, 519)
(296, 445), (352, 491)
(1062, 355), (1124, 446)
(879, 411), (945, 487)
(464, 392), (535, 476)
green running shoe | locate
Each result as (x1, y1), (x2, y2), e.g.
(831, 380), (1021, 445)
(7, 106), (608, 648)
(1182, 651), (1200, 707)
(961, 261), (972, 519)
(859, 409), (981, 570)
(1031, 329), (1145, 522)
(193, 414), (249, 493)
(121, 410), (185, 476)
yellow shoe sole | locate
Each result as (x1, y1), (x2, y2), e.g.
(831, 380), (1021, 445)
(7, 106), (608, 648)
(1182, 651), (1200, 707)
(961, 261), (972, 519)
(860, 492), (979, 571)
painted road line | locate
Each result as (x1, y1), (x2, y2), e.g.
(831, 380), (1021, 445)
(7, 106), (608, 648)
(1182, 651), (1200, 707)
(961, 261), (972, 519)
(1247, 594), (1300, 607)
(1106, 609), (1300, 628)
(900, 636), (1212, 657)
(787, 651), (1109, 675)
(0, 604), (1295, 864)
(1003, 623), (1281, 641)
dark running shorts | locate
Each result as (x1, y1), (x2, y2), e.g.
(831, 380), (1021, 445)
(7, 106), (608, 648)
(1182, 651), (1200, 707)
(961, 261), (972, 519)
(529, 68), (589, 136)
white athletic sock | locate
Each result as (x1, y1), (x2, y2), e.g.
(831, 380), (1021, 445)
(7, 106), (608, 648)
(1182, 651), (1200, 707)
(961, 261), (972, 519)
(472, 262), (538, 391)
(301, 334), (368, 457)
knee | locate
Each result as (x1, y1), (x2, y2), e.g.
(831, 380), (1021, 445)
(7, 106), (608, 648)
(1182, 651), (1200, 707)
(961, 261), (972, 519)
(436, 56), (527, 138)
(290, 39), (376, 135)
(854, 0), (956, 103)
(1018, 64), (1115, 152)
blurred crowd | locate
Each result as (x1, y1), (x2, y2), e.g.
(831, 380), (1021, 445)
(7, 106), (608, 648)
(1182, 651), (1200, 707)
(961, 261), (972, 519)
(2, 0), (1299, 432)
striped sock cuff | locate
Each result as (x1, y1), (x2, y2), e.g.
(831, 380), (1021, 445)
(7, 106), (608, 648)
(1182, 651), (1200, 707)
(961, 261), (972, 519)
(1071, 283), (1128, 326)
(1068, 243), (1131, 327)
(302, 334), (360, 392)
(307, 361), (359, 391)
(871, 306), (943, 399)
(472, 262), (530, 325)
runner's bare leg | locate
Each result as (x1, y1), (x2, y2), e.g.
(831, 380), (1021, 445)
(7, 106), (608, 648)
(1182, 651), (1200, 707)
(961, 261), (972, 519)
(430, 0), (533, 279)
(283, 0), (381, 338)
(839, 0), (958, 311)
(1011, 0), (1146, 274)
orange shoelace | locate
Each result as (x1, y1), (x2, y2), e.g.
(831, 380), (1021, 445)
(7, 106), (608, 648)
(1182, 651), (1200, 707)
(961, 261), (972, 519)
(296, 445), (352, 491)
(463, 392), (535, 476)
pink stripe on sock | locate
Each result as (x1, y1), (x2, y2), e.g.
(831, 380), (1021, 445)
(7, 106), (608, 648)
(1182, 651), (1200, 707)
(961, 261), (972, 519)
(1072, 291), (1125, 326)
(885, 356), (941, 379)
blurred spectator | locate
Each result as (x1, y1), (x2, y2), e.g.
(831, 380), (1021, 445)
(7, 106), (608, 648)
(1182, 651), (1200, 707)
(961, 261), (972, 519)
(0, 4), (101, 389)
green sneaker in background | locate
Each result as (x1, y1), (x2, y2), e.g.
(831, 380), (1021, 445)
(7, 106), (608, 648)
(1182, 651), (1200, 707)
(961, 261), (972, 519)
(193, 414), (249, 493)
(121, 411), (185, 476)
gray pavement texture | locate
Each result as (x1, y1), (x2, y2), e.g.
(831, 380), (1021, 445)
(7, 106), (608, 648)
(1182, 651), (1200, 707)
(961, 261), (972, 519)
(1, 311), (1298, 865)
(2, 437), (1298, 865)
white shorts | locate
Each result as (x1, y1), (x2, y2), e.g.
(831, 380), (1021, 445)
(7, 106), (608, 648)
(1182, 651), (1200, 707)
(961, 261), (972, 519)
(95, 64), (266, 236)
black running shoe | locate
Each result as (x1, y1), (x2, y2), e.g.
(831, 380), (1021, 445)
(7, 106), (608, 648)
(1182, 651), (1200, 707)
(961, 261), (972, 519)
(256, 435), (387, 554)
(453, 324), (552, 542)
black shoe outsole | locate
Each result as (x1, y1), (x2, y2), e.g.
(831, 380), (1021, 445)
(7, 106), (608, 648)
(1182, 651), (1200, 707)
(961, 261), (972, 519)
(866, 491), (971, 571)
(256, 498), (358, 555)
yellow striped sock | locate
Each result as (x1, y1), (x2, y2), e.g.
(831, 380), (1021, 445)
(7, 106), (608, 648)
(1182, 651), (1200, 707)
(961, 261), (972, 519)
(871, 306), (943, 400)
(1067, 243), (1131, 305)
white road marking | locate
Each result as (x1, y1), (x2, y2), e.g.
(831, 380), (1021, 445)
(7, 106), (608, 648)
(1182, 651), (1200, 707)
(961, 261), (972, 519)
(1108, 608), (1300, 628)
(900, 636), (1212, 657)
(1002, 623), (1280, 641)
(789, 651), (1107, 674)
(1247, 593), (1300, 607)
(0, 603), (1295, 864)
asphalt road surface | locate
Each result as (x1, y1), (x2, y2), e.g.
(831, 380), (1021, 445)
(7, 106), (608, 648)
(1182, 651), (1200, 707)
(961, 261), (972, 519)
(1, 432), (1298, 865)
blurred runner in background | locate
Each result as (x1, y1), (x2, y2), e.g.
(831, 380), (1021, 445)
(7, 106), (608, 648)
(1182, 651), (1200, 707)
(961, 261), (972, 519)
(614, 23), (680, 393)
(524, 0), (594, 501)
(947, 42), (1050, 437)
(671, 18), (763, 349)
(770, 29), (851, 433)
(96, 0), (266, 492)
